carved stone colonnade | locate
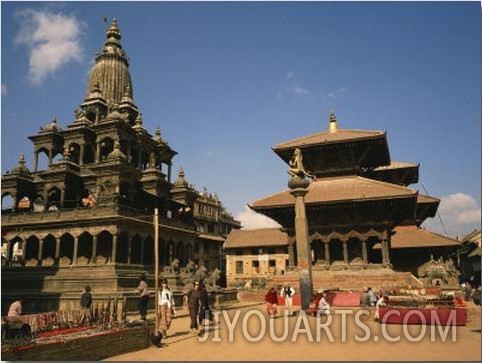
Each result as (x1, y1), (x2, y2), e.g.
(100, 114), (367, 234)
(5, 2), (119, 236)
(2, 227), (194, 268)
(286, 228), (391, 269)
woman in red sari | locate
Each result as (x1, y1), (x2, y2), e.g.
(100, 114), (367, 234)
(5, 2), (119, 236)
(265, 287), (279, 318)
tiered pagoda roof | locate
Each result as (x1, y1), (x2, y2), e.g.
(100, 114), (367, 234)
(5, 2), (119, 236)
(250, 111), (439, 234)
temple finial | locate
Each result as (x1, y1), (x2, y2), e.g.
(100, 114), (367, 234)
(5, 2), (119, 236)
(328, 109), (339, 133)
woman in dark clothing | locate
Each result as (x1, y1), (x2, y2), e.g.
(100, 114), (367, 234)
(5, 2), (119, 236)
(80, 285), (93, 325)
(185, 281), (202, 333)
(198, 283), (212, 325)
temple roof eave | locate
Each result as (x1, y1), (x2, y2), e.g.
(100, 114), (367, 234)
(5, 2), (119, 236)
(249, 176), (417, 209)
(272, 129), (387, 150)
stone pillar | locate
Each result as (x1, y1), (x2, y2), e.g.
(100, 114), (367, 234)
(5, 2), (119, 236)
(12, 195), (18, 213)
(381, 234), (391, 266)
(60, 188), (65, 209)
(140, 238), (145, 265)
(168, 163), (172, 183)
(92, 234), (98, 264)
(5, 241), (12, 266)
(95, 142), (101, 163)
(361, 240), (368, 264)
(37, 239), (44, 266)
(72, 236), (79, 265)
(111, 234), (118, 264)
(48, 148), (53, 166)
(324, 240), (330, 265)
(54, 238), (60, 265)
(79, 144), (85, 165)
(137, 147), (143, 169)
(342, 239), (349, 264)
(127, 237), (132, 264)
(43, 191), (48, 212)
(287, 241), (295, 267)
(288, 176), (312, 310)
(33, 151), (39, 172)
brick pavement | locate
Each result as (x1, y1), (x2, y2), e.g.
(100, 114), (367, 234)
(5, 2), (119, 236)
(104, 303), (481, 361)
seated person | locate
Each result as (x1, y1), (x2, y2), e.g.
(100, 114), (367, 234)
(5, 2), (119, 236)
(306, 294), (322, 316)
(359, 288), (370, 307)
(317, 292), (331, 316)
(7, 298), (26, 325)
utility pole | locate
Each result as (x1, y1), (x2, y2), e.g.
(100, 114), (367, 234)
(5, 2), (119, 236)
(154, 208), (159, 334)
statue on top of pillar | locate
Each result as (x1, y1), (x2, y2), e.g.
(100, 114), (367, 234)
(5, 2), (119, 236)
(287, 148), (313, 179)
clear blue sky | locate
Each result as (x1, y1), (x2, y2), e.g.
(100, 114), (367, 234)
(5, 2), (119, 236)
(1, 1), (480, 238)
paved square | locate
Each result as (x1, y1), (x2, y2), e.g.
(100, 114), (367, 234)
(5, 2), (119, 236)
(104, 304), (481, 361)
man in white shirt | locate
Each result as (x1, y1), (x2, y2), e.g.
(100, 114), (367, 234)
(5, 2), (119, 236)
(280, 283), (296, 316)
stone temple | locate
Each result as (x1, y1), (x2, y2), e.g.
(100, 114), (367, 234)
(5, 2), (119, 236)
(1, 19), (240, 314)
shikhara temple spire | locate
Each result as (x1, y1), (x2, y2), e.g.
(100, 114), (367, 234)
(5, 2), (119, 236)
(85, 18), (135, 114)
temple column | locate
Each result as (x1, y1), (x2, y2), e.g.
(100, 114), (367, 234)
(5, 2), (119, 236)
(54, 238), (60, 266)
(127, 142), (132, 164)
(137, 147), (143, 169)
(48, 148), (53, 166)
(33, 151), (39, 172)
(79, 144), (85, 165)
(167, 163), (172, 183)
(289, 182), (312, 311)
(127, 237), (132, 264)
(60, 188), (65, 209)
(37, 239), (44, 266)
(111, 234), (118, 264)
(92, 234), (98, 264)
(95, 142), (101, 163)
(324, 240), (331, 265)
(72, 236), (79, 265)
(381, 232), (391, 266)
(140, 238), (145, 265)
(5, 241), (12, 266)
(361, 239), (368, 264)
(43, 191), (49, 211)
(342, 239), (349, 265)
(288, 241), (295, 267)
(12, 195), (18, 213)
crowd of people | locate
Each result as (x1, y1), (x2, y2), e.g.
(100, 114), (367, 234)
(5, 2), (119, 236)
(136, 276), (214, 338)
(5, 272), (480, 346)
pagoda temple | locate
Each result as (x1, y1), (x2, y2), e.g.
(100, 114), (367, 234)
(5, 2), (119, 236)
(224, 112), (461, 290)
(1, 19), (240, 314)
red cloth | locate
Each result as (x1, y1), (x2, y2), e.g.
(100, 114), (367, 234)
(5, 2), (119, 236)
(264, 290), (278, 305)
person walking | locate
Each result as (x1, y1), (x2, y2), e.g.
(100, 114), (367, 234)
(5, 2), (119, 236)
(185, 281), (202, 333)
(135, 274), (149, 321)
(80, 285), (93, 326)
(198, 283), (212, 326)
(158, 279), (176, 339)
(280, 283), (295, 316)
(374, 294), (388, 321)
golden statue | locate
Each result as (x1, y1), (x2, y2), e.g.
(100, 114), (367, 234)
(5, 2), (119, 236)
(287, 148), (313, 178)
